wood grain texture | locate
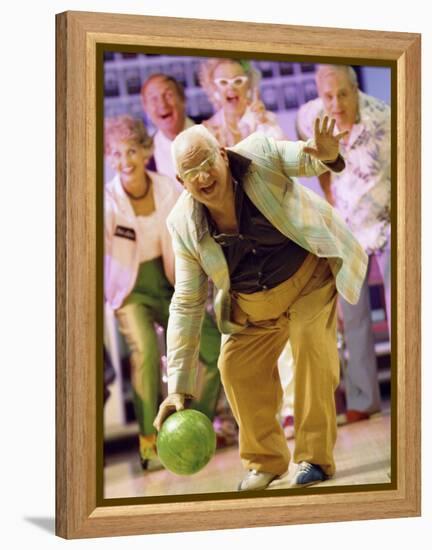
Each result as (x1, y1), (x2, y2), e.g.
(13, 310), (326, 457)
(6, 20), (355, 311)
(55, 10), (421, 539)
(397, 36), (422, 513)
(66, 11), (418, 59)
(55, 11), (68, 538)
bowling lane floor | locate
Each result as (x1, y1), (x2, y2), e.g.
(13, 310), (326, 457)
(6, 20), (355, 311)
(103, 408), (391, 499)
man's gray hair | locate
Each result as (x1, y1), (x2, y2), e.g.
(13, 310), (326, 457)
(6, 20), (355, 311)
(171, 124), (220, 172)
(315, 64), (358, 88)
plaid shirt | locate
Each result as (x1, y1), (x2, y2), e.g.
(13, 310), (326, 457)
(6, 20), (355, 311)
(166, 133), (367, 397)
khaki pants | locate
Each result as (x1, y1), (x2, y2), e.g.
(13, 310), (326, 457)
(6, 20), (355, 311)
(219, 254), (339, 476)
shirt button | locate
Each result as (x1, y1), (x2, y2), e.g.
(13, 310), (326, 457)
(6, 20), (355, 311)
(252, 248), (257, 254)
(262, 285), (268, 290)
(239, 234), (244, 240)
(258, 271), (263, 277)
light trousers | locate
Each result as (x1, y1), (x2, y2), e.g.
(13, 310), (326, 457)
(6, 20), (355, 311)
(219, 254), (339, 476)
(339, 240), (390, 413)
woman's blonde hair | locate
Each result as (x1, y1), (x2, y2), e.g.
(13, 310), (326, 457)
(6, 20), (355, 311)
(104, 115), (153, 155)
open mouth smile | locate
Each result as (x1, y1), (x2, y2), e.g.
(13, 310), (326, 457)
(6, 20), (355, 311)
(226, 95), (239, 104)
(159, 111), (174, 121)
(200, 181), (217, 195)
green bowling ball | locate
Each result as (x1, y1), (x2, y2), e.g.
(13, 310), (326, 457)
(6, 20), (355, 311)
(156, 409), (216, 475)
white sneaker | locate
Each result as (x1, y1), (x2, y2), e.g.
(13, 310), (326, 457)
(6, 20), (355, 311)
(237, 469), (279, 491)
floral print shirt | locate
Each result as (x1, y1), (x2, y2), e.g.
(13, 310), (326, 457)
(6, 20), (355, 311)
(297, 91), (391, 253)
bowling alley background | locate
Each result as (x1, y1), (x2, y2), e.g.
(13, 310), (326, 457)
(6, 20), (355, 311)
(103, 53), (391, 193)
(102, 52), (392, 480)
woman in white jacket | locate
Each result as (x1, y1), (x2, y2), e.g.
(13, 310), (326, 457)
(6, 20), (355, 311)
(104, 116), (221, 469)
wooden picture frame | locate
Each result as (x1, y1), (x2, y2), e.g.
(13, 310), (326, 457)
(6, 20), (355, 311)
(55, 10), (421, 539)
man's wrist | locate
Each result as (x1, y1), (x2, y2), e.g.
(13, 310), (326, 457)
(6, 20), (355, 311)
(322, 156), (338, 163)
(322, 154), (345, 173)
(169, 392), (191, 400)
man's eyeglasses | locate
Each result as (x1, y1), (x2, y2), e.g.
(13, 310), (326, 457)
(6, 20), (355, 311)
(180, 151), (217, 183)
(213, 76), (249, 89)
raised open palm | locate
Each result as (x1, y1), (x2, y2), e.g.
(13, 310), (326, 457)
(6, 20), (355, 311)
(303, 116), (348, 162)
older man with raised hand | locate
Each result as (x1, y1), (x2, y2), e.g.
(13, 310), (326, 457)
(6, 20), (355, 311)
(297, 65), (391, 424)
(153, 119), (367, 491)
(141, 73), (195, 183)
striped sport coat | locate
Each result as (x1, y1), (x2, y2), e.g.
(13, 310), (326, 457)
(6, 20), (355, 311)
(166, 133), (368, 396)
